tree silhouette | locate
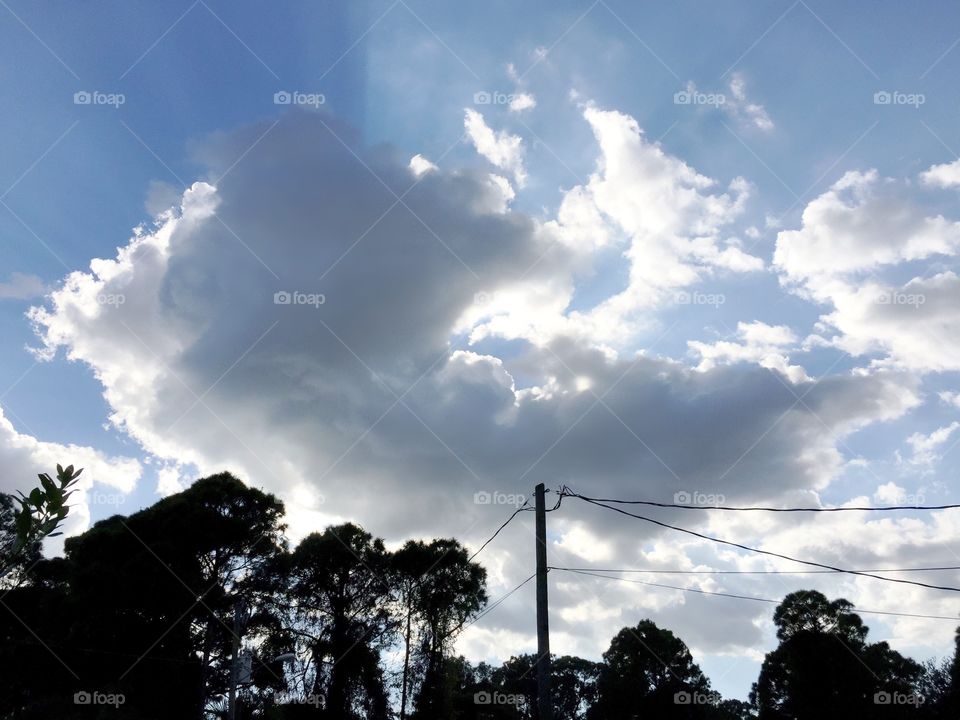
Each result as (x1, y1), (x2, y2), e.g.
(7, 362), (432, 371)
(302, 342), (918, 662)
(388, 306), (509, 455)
(918, 627), (960, 719)
(0, 465), (81, 583)
(588, 619), (719, 719)
(282, 523), (392, 719)
(0, 472), (286, 718)
(401, 538), (486, 720)
(0, 493), (40, 588)
(4, 471), (960, 720)
(751, 590), (924, 720)
(484, 653), (601, 719)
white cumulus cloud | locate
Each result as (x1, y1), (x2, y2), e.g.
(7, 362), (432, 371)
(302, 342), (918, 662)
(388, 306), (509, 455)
(21, 107), (942, 674)
(775, 169), (960, 371)
(464, 109), (527, 186)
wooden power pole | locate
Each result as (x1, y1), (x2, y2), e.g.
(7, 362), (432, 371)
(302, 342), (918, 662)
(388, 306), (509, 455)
(535, 483), (552, 720)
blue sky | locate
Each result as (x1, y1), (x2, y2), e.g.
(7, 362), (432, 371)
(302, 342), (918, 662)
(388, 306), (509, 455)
(3, 0), (960, 701)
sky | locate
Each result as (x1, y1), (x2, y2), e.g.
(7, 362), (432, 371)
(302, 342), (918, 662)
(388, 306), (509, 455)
(2, 0), (960, 701)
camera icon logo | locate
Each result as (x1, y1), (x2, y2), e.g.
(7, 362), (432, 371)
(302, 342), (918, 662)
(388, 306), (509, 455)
(474, 691), (492, 705)
(74, 691), (92, 704)
(473, 91), (491, 105)
(274, 91), (292, 105)
(674, 691), (692, 705)
(874, 692), (892, 705)
(474, 491), (492, 505)
(874, 91), (892, 105)
(673, 90), (692, 105)
(274, 291), (292, 305)
(74, 91), (92, 105)
(674, 491), (691, 505)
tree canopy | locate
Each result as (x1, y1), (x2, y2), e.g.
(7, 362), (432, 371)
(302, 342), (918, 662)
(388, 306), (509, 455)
(1, 472), (956, 720)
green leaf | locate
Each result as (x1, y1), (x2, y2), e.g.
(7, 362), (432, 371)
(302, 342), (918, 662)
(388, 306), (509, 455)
(14, 507), (32, 538)
(60, 466), (82, 487)
(28, 488), (44, 508)
(39, 473), (57, 496)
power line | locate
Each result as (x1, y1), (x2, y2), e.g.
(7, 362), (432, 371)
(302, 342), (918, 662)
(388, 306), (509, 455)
(456, 493), (541, 635)
(553, 567), (960, 622)
(561, 491), (960, 593)
(543, 488), (565, 512)
(466, 488), (565, 563)
(463, 572), (537, 630)
(570, 491), (960, 513)
(554, 565), (960, 575)
(555, 567), (779, 604)
(468, 501), (533, 563)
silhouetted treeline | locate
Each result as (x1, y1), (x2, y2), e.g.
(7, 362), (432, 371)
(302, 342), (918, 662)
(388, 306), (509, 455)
(1, 473), (958, 719)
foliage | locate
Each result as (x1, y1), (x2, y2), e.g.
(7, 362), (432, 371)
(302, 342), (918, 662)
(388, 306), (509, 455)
(751, 591), (925, 720)
(0, 464), (82, 581)
(0, 472), (956, 720)
(588, 619), (719, 719)
(393, 538), (486, 720)
(281, 523), (393, 720)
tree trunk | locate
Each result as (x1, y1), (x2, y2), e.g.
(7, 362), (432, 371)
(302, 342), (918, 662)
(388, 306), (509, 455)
(400, 598), (413, 720)
(327, 610), (350, 718)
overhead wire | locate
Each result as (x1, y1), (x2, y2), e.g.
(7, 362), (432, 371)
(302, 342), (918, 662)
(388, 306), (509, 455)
(456, 488), (550, 633)
(467, 487), (565, 563)
(553, 565), (960, 575)
(462, 572), (538, 631)
(568, 492), (960, 513)
(559, 489), (960, 593)
(553, 567), (960, 622)
(468, 499), (533, 563)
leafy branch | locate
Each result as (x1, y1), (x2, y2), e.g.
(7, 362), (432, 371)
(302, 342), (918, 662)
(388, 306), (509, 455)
(1, 464), (82, 578)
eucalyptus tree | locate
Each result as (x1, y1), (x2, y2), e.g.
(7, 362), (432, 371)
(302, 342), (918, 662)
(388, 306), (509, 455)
(283, 523), (392, 719)
(589, 619), (717, 720)
(751, 591), (924, 720)
(393, 538), (486, 720)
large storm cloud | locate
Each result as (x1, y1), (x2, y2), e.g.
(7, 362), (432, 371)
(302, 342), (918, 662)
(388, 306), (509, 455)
(23, 106), (958, 664)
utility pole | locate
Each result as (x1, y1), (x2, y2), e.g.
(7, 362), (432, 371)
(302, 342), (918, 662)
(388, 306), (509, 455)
(535, 483), (552, 720)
